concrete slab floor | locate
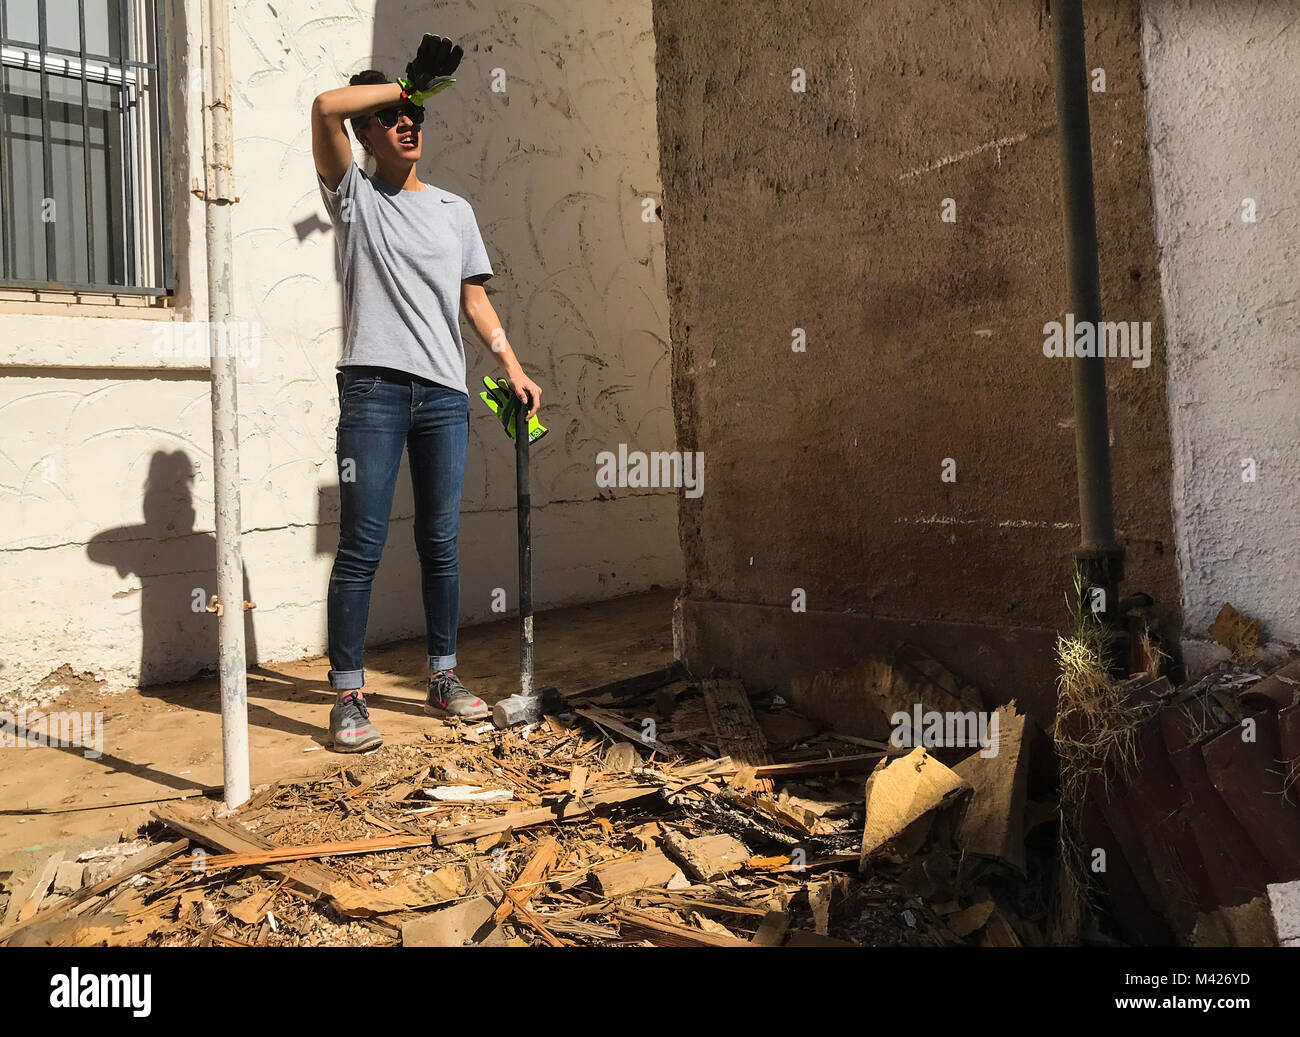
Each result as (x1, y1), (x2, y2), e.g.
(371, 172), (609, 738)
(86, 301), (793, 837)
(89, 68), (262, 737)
(0, 589), (675, 883)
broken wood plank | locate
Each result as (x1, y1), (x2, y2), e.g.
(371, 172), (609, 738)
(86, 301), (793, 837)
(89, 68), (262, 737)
(402, 896), (506, 947)
(700, 678), (772, 768)
(590, 850), (681, 897)
(11, 852), (64, 925)
(151, 804), (409, 918)
(614, 905), (751, 947)
(660, 830), (750, 883)
(568, 764), (589, 801)
(752, 753), (883, 778)
(574, 706), (674, 755)
(0, 839), (187, 946)
(436, 785), (659, 846)
(494, 837), (559, 924)
(953, 703), (1030, 873)
(859, 747), (969, 866)
(174, 834), (431, 872)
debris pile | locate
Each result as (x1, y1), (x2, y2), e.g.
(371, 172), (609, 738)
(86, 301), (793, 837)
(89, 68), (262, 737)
(1072, 637), (1300, 946)
(0, 664), (1050, 948)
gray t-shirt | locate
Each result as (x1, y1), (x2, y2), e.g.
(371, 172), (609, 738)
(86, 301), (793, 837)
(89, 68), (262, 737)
(318, 161), (494, 394)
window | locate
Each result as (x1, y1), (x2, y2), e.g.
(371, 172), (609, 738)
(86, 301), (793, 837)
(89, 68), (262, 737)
(0, 0), (170, 295)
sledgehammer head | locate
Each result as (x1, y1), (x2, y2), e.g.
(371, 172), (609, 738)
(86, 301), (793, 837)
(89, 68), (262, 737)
(492, 686), (562, 729)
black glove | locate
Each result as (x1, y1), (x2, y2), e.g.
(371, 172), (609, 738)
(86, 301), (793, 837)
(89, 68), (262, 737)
(398, 34), (463, 105)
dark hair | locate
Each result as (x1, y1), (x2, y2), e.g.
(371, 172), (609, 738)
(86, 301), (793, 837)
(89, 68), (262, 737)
(348, 69), (389, 131)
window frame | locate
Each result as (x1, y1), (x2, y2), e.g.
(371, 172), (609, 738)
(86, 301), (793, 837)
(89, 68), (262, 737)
(0, 0), (172, 297)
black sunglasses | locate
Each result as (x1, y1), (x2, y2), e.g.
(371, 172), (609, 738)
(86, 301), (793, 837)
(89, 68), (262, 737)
(372, 103), (425, 129)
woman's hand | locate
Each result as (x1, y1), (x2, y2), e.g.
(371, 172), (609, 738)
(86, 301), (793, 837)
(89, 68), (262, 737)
(511, 372), (543, 418)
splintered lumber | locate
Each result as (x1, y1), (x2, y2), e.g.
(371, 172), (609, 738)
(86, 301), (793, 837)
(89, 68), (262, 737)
(152, 804), (408, 918)
(568, 764), (589, 800)
(700, 678), (772, 768)
(753, 753), (883, 778)
(6, 852), (63, 926)
(436, 785), (659, 846)
(480, 867), (566, 947)
(0, 839), (188, 946)
(661, 830), (750, 883)
(859, 747), (970, 866)
(953, 703), (1030, 873)
(494, 836), (559, 923)
(574, 706), (673, 755)
(176, 834), (432, 872)
(591, 850), (682, 897)
(614, 905), (751, 947)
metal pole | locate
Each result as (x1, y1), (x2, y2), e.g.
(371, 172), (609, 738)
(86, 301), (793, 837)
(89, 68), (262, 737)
(1051, 0), (1124, 626)
(516, 393), (533, 698)
(201, 0), (249, 808)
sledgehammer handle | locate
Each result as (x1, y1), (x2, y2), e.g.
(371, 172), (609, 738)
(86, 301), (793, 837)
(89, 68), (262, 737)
(517, 389), (533, 697)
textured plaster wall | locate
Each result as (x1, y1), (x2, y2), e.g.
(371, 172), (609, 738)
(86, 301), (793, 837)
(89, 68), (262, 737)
(0, 0), (679, 705)
(655, 0), (1182, 688)
(1141, 0), (1300, 649)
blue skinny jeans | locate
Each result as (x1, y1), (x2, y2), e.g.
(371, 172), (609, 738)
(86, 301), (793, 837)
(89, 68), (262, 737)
(327, 366), (467, 691)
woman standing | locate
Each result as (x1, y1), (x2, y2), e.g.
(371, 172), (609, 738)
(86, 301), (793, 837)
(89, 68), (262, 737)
(310, 35), (542, 751)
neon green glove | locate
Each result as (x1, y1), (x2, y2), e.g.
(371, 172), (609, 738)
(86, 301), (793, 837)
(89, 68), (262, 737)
(397, 34), (462, 106)
(479, 376), (548, 444)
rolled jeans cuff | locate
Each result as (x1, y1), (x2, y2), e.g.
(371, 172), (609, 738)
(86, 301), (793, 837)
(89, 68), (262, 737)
(329, 668), (364, 691)
(428, 653), (457, 672)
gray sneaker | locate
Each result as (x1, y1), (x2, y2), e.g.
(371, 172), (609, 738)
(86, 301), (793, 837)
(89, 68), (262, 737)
(425, 670), (490, 719)
(329, 693), (382, 752)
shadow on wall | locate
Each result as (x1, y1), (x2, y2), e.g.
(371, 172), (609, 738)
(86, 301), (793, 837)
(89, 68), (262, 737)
(86, 450), (258, 689)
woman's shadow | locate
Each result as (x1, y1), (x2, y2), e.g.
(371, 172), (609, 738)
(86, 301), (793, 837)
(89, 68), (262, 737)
(87, 451), (259, 691)
(82, 450), (334, 750)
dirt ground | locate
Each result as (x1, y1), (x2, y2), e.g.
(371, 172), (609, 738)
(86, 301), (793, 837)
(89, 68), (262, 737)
(0, 590), (675, 882)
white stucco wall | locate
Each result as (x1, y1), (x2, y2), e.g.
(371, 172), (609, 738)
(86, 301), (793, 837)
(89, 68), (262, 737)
(0, 0), (680, 706)
(1141, 0), (1300, 656)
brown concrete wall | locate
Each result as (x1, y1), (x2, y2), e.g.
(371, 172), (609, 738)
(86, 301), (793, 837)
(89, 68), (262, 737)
(653, 0), (1181, 718)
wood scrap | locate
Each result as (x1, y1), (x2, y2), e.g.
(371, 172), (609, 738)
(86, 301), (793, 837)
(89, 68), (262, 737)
(591, 849), (681, 897)
(0, 839), (187, 946)
(6, 852), (63, 925)
(435, 784), (658, 846)
(402, 896), (505, 947)
(952, 703), (1030, 873)
(575, 706), (674, 755)
(660, 829), (750, 883)
(175, 833), (432, 872)
(700, 678), (772, 768)
(494, 836), (559, 923)
(151, 805), (409, 918)
(859, 747), (970, 866)
(614, 905), (751, 947)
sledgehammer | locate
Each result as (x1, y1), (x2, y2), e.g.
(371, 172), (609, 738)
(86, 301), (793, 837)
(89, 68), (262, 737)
(492, 386), (560, 728)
